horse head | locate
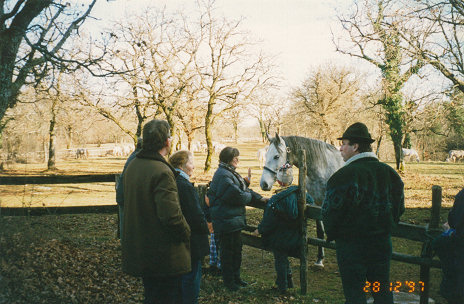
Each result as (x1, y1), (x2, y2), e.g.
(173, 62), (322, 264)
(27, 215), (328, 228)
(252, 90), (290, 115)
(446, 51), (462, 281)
(260, 133), (289, 191)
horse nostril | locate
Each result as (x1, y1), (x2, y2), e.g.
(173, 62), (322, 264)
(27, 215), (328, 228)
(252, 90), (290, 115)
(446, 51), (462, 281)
(262, 182), (268, 189)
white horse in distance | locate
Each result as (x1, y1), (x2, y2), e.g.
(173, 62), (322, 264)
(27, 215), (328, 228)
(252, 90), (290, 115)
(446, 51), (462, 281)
(446, 149), (464, 162)
(256, 146), (268, 168)
(402, 148), (420, 162)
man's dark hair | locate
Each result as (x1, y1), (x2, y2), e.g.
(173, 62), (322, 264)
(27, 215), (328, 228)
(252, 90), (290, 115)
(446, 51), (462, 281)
(348, 139), (373, 153)
(142, 120), (170, 152)
(219, 146), (239, 164)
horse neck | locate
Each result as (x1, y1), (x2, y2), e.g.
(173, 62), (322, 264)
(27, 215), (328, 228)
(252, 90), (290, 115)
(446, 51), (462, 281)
(283, 136), (341, 178)
(284, 136), (317, 169)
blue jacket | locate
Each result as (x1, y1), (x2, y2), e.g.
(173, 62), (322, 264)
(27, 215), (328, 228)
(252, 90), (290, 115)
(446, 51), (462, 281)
(258, 186), (313, 257)
(208, 164), (262, 234)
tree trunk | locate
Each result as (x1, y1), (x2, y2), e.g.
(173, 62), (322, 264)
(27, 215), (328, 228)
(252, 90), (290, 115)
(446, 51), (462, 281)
(258, 118), (266, 142)
(165, 112), (176, 156)
(187, 131), (194, 151)
(47, 100), (57, 170)
(376, 135), (383, 157)
(0, 72), (13, 123)
(204, 100), (214, 172)
(402, 133), (411, 149)
(176, 128), (182, 150)
(233, 120), (238, 144)
(389, 122), (404, 171)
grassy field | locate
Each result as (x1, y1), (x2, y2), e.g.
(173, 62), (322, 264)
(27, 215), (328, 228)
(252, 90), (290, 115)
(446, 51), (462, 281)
(1, 141), (463, 303)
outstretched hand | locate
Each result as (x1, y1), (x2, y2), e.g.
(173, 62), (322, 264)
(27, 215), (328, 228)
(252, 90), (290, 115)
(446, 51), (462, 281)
(244, 168), (252, 184)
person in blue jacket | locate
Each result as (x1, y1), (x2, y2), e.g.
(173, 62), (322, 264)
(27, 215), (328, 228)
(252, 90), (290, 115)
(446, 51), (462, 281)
(207, 146), (267, 292)
(169, 150), (209, 304)
(255, 164), (314, 294)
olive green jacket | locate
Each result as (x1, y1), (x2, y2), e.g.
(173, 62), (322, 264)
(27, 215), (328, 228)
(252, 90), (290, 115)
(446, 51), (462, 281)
(122, 149), (191, 277)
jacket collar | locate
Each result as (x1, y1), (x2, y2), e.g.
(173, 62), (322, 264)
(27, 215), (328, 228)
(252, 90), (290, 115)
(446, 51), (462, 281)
(136, 149), (178, 176)
(344, 152), (378, 167)
(175, 168), (190, 181)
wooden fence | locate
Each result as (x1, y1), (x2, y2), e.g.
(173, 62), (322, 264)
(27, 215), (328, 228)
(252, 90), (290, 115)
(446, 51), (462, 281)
(0, 164), (443, 303)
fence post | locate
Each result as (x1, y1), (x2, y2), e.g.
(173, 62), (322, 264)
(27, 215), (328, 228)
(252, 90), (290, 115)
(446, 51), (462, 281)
(419, 185), (442, 304)
(298, 150), (308, 295)
(115, 174), (121, 239)
(196, 184), (208, 208)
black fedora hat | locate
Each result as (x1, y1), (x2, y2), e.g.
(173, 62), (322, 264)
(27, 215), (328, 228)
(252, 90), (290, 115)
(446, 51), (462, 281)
(337, 122), (375, 143)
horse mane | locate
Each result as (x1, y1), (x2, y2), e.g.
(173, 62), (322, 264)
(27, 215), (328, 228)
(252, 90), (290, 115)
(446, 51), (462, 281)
(279, 136), (339, 170)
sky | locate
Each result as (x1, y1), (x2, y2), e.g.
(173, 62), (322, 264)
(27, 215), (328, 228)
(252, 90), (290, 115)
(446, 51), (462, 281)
(87, 0), (356, 88)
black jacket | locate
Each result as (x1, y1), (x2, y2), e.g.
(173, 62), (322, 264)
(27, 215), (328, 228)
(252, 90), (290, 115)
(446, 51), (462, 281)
(258, 186), (313, 257)
(449, 188), (464, 237)
(208, 164), (262, 234)
(176, 174), (209, 261)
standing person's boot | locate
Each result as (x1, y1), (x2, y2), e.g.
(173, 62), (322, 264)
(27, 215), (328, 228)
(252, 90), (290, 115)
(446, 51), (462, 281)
(223, 279), (239, 292)
(223, 270), (239, 291)
(287, 274), (294, 288)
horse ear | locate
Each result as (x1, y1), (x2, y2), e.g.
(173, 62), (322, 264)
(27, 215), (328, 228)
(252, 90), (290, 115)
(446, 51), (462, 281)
(275, 133), (282, 144)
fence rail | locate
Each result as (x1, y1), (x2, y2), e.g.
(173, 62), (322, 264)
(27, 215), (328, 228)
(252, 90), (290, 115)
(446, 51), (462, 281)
(0, 174), (116, 185)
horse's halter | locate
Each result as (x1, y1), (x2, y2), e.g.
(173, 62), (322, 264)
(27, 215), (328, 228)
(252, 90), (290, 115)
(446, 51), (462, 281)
(276, 163), (293, 186)
(263, 146), (292, 177)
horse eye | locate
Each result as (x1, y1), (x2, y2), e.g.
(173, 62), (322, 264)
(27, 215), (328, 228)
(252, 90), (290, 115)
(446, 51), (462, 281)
(273, 155), (280, 160)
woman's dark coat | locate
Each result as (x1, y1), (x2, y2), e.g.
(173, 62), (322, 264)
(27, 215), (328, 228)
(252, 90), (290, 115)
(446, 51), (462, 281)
(176, 174), (210, 261)
(207, 164), (262, 234)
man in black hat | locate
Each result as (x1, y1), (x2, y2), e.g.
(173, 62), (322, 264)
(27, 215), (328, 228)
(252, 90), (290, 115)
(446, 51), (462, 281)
(322, 122), (405, 304)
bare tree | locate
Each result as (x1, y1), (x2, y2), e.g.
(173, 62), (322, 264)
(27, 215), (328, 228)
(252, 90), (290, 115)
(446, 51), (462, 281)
(192, 1), (276, 171)
(334, 0), (427, 170)
(292, 64), (364, 144)
(80, 8), (201, 150)
(401, 0), (464, 93)
(0, 0), (110, 123)
(174, 84), (205, 150)
(246, 89), (286, 142)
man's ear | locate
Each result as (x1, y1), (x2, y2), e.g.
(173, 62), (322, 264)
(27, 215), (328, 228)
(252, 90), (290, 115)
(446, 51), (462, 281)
(353, 143), (359, 152)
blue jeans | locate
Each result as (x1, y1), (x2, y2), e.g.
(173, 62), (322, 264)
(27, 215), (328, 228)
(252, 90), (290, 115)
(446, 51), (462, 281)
(142, 275), (182, 304)
(181, 259), (202, 304)
(273, 250), (292, 291)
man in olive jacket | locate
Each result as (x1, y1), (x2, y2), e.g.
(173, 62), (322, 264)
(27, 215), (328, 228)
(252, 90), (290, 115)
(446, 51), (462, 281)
(322, 122), (404, 304)
(122, 119), (191, 304)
